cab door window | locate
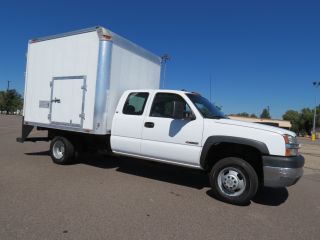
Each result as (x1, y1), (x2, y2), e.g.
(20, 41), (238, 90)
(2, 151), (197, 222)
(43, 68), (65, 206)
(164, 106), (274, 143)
(150, 93), (193, 118)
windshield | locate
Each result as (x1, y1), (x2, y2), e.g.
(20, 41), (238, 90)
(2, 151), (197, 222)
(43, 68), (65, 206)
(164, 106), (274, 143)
(186, 94), (226, 119)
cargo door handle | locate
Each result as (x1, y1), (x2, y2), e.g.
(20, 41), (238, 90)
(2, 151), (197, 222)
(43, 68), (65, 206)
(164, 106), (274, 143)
(144, 122), (154, 128)
(51, 98), (61, 103)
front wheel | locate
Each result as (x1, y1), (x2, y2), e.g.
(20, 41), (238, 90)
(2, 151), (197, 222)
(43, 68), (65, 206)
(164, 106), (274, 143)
(209, 157), (259, 205)
(50, 136), (75, 165)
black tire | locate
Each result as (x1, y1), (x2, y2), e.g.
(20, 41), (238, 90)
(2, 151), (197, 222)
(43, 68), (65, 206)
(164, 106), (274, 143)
(209, 157), (259, 205)
(50, 136), (75, 165)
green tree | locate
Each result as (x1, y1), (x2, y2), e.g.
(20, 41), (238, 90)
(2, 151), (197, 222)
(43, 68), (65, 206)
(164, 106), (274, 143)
(233, 113), (257, 118)
(283, 110), (300, 133)
(260, 108), (271, 119)
(2, 89), (23, 114)
(237, 112), (250, 117)
(282, 106), (320, 135)
(0, 91), (5, 111)
(299, 108), (314, 135)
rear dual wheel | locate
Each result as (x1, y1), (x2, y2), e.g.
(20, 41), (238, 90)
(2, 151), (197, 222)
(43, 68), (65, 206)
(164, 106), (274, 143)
(50, 136), (75, 164)
(209, 157), (259, 205)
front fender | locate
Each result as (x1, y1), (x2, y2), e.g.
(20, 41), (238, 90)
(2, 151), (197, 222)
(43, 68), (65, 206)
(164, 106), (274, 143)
(200, 136), (270, 169)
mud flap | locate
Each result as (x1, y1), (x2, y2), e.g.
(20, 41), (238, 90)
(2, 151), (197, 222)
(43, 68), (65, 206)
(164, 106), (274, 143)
(16, 117), (34, 143)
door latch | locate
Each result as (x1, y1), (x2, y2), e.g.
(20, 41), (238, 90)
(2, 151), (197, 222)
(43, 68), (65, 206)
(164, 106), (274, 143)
(79, 113), (85, 120)
(51, 98), (61, 103)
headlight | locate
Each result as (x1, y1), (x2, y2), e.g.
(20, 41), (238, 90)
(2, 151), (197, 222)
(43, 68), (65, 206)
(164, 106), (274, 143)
(283, 135), (299, 156)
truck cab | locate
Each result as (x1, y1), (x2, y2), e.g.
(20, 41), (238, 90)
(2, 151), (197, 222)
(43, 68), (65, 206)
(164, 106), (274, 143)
(107, 89), (304, 204)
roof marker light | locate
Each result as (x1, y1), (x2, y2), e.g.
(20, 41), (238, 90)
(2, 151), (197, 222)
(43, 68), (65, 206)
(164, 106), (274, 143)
(102, 34), (112, 40)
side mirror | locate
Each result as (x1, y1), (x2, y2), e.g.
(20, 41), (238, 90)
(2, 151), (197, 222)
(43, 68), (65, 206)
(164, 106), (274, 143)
(172, 101), (184, 119)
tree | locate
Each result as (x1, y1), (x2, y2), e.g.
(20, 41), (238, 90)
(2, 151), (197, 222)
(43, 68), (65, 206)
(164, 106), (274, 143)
(260, 108), (271, 119)
(1, 89), (23, 114)
(0, 91), (5, 111)
(299, 108), (313, 135)
(283, 110), (300, 133)
(237, 112), (249, 117)
(282, 106), (320, 135)
(232, 112), (257, 118)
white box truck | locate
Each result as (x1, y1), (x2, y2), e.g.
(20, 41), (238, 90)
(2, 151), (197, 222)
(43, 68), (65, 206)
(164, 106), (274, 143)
(18, 27), (304, 205)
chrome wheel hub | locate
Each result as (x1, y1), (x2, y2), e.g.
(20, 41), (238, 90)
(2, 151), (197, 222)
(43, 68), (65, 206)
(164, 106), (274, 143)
(52, 140), (65, 160)
(217, 167), (246, 197)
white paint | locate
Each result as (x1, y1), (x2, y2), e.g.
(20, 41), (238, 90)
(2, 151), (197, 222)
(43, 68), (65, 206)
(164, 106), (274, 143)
(112, 89), (295, 168)
(112, 90), (203, 166)
(140, 91), (203, 166)
(23, 28), (161, 133)
(202, 118), (290, 156)
(106, 44), (160, 131)
(112, 150), (202, 169)
(24, 31), (99, 130)
(111, 90), (150, 155)
(51, 78), (83, 125)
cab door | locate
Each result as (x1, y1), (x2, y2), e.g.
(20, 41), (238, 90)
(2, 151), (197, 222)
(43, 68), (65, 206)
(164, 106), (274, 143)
(111, 91), (150, 155)
(141, 93), (203, 167)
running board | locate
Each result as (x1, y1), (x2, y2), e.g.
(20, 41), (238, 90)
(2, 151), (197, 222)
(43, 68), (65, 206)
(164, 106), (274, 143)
(16, 137), (50, 143)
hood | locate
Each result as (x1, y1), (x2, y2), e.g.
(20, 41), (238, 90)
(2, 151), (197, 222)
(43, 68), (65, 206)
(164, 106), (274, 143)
(215, 118), (296, 136)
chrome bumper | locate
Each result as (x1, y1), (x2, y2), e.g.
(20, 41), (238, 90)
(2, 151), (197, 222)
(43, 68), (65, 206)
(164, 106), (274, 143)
(263, 166), (303, 187)
(262, 155), (304, 188)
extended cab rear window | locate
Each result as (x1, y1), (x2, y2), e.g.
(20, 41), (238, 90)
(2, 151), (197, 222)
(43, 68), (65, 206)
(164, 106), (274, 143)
(123, 92), (149, 115)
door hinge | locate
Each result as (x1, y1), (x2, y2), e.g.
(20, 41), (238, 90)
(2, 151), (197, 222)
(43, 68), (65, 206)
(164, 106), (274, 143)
(48, 113), (51, 120)
(79, 113), (85, 119)
(81, 85), (87, 91)
(50, 81), (53, 87)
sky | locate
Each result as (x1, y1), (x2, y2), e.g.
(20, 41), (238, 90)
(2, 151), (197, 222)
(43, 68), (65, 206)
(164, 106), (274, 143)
(0, 0), (319, 118)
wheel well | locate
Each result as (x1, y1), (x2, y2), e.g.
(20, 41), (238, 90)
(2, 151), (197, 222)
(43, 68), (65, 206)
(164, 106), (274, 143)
(204, 142), (263, 183)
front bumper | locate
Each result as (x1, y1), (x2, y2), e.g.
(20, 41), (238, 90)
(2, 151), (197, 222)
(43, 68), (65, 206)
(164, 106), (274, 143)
(262, 155), (305, 188)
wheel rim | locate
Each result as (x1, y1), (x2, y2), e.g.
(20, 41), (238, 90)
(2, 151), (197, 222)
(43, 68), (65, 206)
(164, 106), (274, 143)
(52, 140), (65, 160)
(217, 167), (247, 197)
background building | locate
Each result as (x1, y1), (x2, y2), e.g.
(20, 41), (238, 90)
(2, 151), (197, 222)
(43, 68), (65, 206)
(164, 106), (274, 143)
(228, 115), (291, 130)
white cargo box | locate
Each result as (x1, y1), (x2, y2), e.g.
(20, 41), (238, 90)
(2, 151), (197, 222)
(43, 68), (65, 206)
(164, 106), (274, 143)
(23, 26), (161, 134)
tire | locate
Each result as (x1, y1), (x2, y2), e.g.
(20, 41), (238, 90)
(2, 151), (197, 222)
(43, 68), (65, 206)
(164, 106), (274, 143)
(50, 136), (75, 165)
(209, 157), (259, 205)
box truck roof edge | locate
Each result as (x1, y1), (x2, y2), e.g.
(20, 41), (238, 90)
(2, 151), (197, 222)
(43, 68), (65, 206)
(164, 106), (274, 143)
(29, 26), (161, 65)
